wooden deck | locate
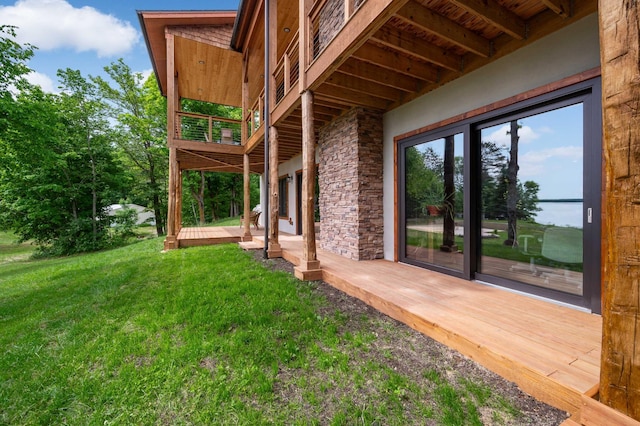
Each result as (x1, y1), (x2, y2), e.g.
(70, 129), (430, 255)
(177, 227), (602, 416)
(176, 226), (244, 248)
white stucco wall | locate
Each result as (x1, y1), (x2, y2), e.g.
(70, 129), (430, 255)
(382, 14), (601, 261)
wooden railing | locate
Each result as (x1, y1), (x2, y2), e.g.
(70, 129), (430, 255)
(246, 89), (265, 139)
(175, 111), (242, 145)
(309, 0), (366, 62)
(274, 31), (300, 105)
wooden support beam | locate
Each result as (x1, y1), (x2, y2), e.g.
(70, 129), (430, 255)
(325, 72), (403, 101)
(449, 0), (526, 40)
(338, 60), (419, 93)
(542, 0), (570, 19)
(396, 1), (491, 58)
(599, 0), (640, 421)
(175, 169), (182, 235)
(294, 91), (322, 281)
(242, 153), (252, 240)
(371, 26), (461, 71)
(352, 43), (439, 82)
(164, 31), (178, 250)
(268, 126), (282, 257)
(315, 83), (389, 109)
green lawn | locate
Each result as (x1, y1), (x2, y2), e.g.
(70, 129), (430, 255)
(0, 231), (35, 264)
(0, 238), (531, 425)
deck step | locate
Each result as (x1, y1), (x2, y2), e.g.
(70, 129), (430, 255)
(239, 241), (263, 250)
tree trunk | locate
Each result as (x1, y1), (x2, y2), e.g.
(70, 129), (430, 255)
(505, 120), (519, 246)
(148, 158), (164, 236)
(599, 0), (640, 420)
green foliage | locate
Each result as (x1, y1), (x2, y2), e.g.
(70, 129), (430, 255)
(112, 205), (138, 239)
(92, 59), (168, 236)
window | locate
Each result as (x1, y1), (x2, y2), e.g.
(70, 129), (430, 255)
(398, 78), (601, 312)
(278, 175), (289, 217)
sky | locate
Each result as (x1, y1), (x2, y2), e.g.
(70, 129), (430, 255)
(0, 0), (240, 92)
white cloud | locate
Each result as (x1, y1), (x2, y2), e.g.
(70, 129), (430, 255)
(519, 146), (583, 178)
(484, 124), (540, 147)
(25, 70), (56, 93)
(0, 0), (140, 57)
(136, 68), (154, 84)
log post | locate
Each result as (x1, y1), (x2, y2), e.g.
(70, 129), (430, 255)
(599, 1), (640, 421)
(242, 153), (252, 240)
(294, 90), (322, 281)
(175, 168), (182, 235)
(163, 31), (179, 250)
(268, 126), (282, 257)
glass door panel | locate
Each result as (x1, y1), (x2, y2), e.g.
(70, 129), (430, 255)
(478, 104), (584, 295)
(404, 133), (464, 272)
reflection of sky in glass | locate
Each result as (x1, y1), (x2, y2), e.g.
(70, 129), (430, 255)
(414, 133), (464, 159)
(481, 103), (583, 200)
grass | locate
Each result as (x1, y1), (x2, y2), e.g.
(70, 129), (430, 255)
(0, 231), (35, 264)
(0, 238), (527, 425)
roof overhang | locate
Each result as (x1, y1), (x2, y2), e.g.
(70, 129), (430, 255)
(138, 10), (242, 107)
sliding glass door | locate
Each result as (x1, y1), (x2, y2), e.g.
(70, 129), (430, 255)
(477, 103), (585, 296)
(397, 78), (601, 312)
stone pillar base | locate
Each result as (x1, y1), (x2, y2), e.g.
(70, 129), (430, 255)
(294, 259), (322, 281)
(163, 236), (179, 250)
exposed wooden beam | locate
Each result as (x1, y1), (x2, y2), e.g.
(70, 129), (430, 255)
(352, 43), (439, 82)
(338, 60), (419, 93)
(396, 1), (491, 58)
(372, 26), (461, 71)
(325, 72), (404, 101)
(449, 0), (526, 40)
(169, 139), (244, 154)
(599, 0), (640, 421)
(315, 83), (389, 110)
(542, 0), (570, 19)
(177, 148), (244, 172)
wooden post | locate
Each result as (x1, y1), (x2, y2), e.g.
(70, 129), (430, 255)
(175, 169), (182, 235)
(242, 153), (252, 240)
(599, 1), (640, 421)
(241, 52), (252, 241)
(163, 31), (178, 250)
(294, 90), (322, 281)
(268, 126), (282, 257)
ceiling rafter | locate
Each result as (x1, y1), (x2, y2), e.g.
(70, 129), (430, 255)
(352, 43), (439, 82)
(371, 26), (461, 71)
(325, 72), (405, 101)
(448, 0), (526, 40)
(338, 60), (419, 93)
(396, 1), (492, 57)
(541, 0), (571, 18)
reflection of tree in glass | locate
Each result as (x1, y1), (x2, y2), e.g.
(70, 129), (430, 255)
(405, 146), (444, 218)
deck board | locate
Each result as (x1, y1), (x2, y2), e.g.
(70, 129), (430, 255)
(175, 228), (601, 415)
(177, 226), (245, 247)
(251, 233), (601, 414)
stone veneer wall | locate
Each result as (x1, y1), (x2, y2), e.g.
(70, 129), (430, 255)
(319, 108), (384, 260)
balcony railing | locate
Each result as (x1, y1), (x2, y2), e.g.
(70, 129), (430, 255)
(274, 31), (300, 105)
(309, 0), (366, 61)
(176, 111), (241, 145)
(246, 89), (265, 139)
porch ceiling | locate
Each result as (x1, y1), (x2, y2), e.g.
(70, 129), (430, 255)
(272, 0), (598, 146)
(138, 10), (242, 107)
(176, 145), (264, 174)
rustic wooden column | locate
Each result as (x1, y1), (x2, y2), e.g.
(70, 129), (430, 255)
(599, 1), (640, 421)
(175, 169), (182, 234)
(294, 90), (322, 281)
(163, 30), (179, 250)
(242, 153), (252, 240)
(268, 126), (282, 257)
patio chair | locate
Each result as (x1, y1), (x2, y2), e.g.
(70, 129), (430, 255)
(537, 226), (583, 287)
(240, 210), (261, 230)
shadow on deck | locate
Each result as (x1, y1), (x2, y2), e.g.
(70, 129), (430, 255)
(177, 226), (602, 417)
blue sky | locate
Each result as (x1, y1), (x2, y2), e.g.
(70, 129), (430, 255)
(0, 0), (240, 92)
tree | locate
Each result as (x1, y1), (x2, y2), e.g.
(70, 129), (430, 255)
(505, 120), (520, 246)
(92, 59), (168, 236)
(0, 71), (125, 255)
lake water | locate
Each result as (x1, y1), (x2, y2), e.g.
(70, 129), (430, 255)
(534, 202), (583, 228)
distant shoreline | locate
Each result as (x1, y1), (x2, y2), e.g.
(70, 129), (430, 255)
(537, 199), (582, 203)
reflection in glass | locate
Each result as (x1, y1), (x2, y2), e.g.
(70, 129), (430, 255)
(404, 134), (464, 272)
(479, 104), (583, 295)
